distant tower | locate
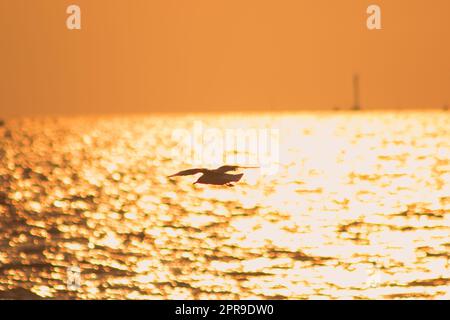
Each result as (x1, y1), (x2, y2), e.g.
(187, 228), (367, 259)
(352, 74), (361, 111)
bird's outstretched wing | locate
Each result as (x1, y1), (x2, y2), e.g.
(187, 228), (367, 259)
(214, 165), (259, 173)
(168, 168), (207, 177)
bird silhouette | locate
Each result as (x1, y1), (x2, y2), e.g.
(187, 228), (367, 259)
(168, 165), (258, 187)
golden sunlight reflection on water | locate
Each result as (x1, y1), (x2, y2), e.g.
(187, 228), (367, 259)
(0, 111), (449, 299)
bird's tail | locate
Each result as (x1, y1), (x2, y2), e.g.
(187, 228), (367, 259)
(231, 173), (244, 182)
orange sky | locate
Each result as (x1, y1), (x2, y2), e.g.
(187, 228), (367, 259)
(1, 0), (449, 116)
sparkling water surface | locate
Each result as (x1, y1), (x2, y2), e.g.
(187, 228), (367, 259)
(0, 111), (449, 299)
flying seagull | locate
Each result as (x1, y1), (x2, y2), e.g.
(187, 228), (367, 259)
(168, 165), (258, 186)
